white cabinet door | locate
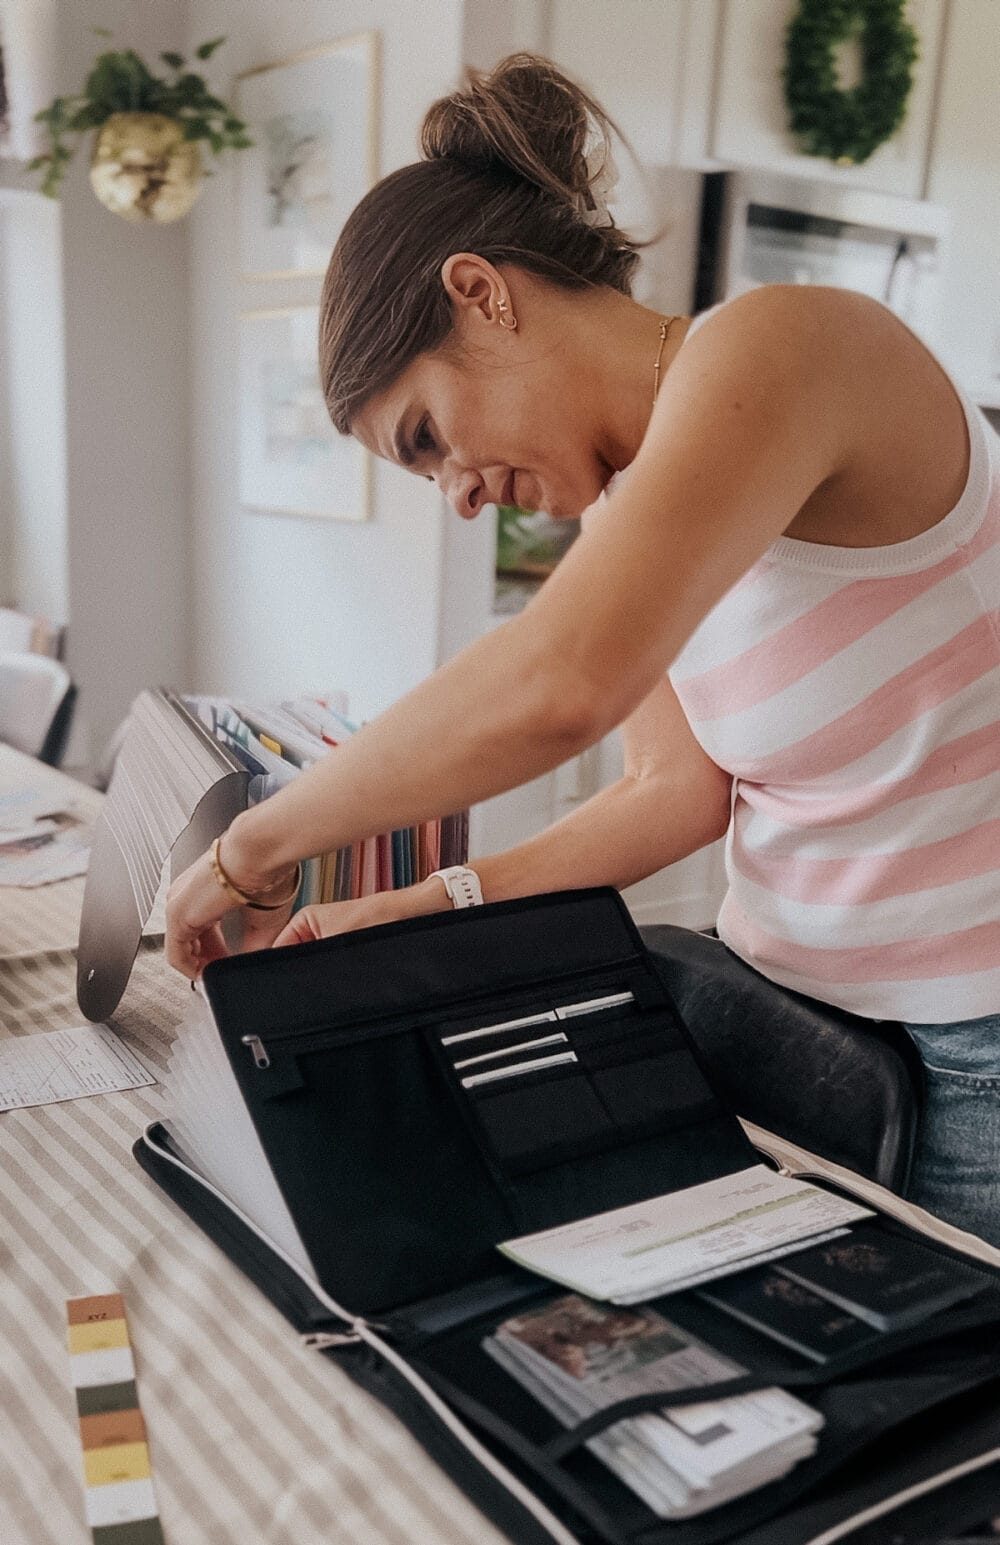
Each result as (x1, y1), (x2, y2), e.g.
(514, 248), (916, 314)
(924, 0), (1000, 405)
(547, 0), (722, 168)
(712, 0), (946, 198)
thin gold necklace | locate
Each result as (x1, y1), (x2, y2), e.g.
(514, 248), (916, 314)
(652, 315), (682, 405)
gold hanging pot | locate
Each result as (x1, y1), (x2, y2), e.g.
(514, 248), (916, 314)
(89, 111), (203, 223)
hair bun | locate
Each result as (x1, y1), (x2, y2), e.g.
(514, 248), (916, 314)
(420, 53), (616, 221)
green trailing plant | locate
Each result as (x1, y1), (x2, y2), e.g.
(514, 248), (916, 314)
(783, 0), (918, 166)
(30, 33), (252, 196)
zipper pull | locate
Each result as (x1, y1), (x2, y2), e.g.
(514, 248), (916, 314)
(242, 1034), (270, 1069)
(301, 1329), (362, 1350)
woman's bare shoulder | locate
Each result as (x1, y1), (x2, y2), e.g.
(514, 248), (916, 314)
(674, 285), (968, 547)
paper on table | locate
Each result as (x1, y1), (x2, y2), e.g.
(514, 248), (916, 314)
(0, 825), (90, 886)
(0, 788), (85, 830)
(499, 1165), (874, 1304)
(0, 1025), (155, 1110)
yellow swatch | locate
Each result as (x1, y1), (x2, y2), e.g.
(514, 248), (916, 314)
(83, 1441), (151, 1487)
(68, 1318), (130, 1355)
(259, 734), (282, 755)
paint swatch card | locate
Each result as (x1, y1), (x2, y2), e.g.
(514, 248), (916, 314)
(67, 1293), (165, 1543)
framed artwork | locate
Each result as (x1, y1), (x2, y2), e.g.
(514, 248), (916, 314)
(235, 31), (378, 279)
(238, 306), (371, 522)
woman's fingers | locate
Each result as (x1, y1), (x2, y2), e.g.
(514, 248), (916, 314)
(165, 851), (235, 977)
(273, 907), (325, 947)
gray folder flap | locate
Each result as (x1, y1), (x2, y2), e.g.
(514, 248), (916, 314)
(77, 689), (249, 1022)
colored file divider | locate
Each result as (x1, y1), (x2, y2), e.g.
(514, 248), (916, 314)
(67, 1293), (165, 1545)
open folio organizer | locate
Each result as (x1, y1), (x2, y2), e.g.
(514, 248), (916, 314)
(77, 687), (467, 1021)
(134, 889), (1000, 1545)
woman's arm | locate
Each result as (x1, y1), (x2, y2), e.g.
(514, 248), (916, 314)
(166, 285), (852, 973)
(275, 677), (731, 944)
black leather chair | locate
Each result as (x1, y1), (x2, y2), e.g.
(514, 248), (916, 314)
(640, 924), (924, 1196)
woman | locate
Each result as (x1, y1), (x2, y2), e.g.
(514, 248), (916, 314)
(166, 57), (1000, 1242)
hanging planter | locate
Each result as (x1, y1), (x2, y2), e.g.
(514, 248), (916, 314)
(783, 0), (919, 166)
(30, 35), (251, 223)
(89, 111), (203, 222)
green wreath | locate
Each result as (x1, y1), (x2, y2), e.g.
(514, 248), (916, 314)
(783, 0), (919, 166)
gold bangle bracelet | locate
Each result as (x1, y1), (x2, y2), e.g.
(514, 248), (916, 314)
(209, 836), (302, 911)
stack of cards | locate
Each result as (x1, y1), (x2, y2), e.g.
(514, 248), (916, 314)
(484, 1295), (823, 1518)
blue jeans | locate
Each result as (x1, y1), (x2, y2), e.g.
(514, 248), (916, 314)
(904, 1014), (1000, 1247)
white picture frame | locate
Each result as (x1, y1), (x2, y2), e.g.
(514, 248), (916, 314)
(238, 306), (371, 522)
(235, 31), (378, 280)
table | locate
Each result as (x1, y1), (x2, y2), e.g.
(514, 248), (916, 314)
(0, 747), (510, 1545)
(5, 746), (1000, 1545)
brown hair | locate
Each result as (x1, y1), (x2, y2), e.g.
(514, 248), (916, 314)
(319, 53), (642, 434)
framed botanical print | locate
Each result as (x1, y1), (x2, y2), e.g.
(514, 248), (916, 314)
(236, 31), (378, 279)
(238, 306), (371, 521)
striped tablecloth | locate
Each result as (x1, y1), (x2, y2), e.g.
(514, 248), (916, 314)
(0, 748), (510, 1545)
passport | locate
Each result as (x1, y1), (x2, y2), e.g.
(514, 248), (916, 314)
(773, 1223), (984, 1332)
(698, 1266), (881, 1364)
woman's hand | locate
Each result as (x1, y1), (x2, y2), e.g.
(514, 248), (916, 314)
(273, 876), (450, 947)
(164, 826), (300, 979)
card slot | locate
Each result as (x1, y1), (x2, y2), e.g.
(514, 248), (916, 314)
(570, 1027), (673, 1070)
(460, 1050), (579, 1089)
(564, 1005), (685, 1055)
(434, 973), (641, 1047)
(453, 1032), (570, 1073)
(443, 1023), (567, 1064)
(466, 1061), (618, 1175)
(590, 1046), (719, 1133)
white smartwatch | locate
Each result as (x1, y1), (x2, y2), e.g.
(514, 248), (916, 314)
(428, 865), (484, 908)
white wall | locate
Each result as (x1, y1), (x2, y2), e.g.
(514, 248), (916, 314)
(55, 0), (190, 759)
(0, 216), (12, 593)
(0, 190), (67, 622)
(186, 1), (464, 721)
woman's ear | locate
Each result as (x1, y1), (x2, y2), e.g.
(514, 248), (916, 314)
(440, 252), (510, 327)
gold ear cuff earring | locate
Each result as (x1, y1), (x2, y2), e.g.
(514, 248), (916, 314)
(497, 297), (518, 331)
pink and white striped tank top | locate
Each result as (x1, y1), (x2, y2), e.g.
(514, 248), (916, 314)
(668, 303), (1000, 1023)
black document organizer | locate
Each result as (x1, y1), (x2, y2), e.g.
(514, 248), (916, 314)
(134, 889), (1000, 1545)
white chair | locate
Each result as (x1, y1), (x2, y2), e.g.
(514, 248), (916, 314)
(0, 650), (76, 764)
(0, 607), (63, 658)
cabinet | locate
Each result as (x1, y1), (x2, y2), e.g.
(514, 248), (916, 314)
(711, 0), (946, 199)
(923, 0), (1000, 404)
(545, 0), (721, 170)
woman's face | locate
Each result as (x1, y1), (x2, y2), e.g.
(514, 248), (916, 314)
(351, 265), (617, 523)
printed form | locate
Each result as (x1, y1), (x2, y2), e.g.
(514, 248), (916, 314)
(500, 1165), (873, 1303)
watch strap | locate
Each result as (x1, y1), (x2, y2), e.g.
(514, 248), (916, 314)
(428, 865), (484, 908)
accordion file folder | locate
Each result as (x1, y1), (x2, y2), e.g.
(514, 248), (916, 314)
(78, 689), (249, 1022)
(136, 889), (1000, 1545)
(77, 687), (467, 1022)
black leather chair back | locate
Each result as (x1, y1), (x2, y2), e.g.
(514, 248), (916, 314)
(640, 924), (924, 1196)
